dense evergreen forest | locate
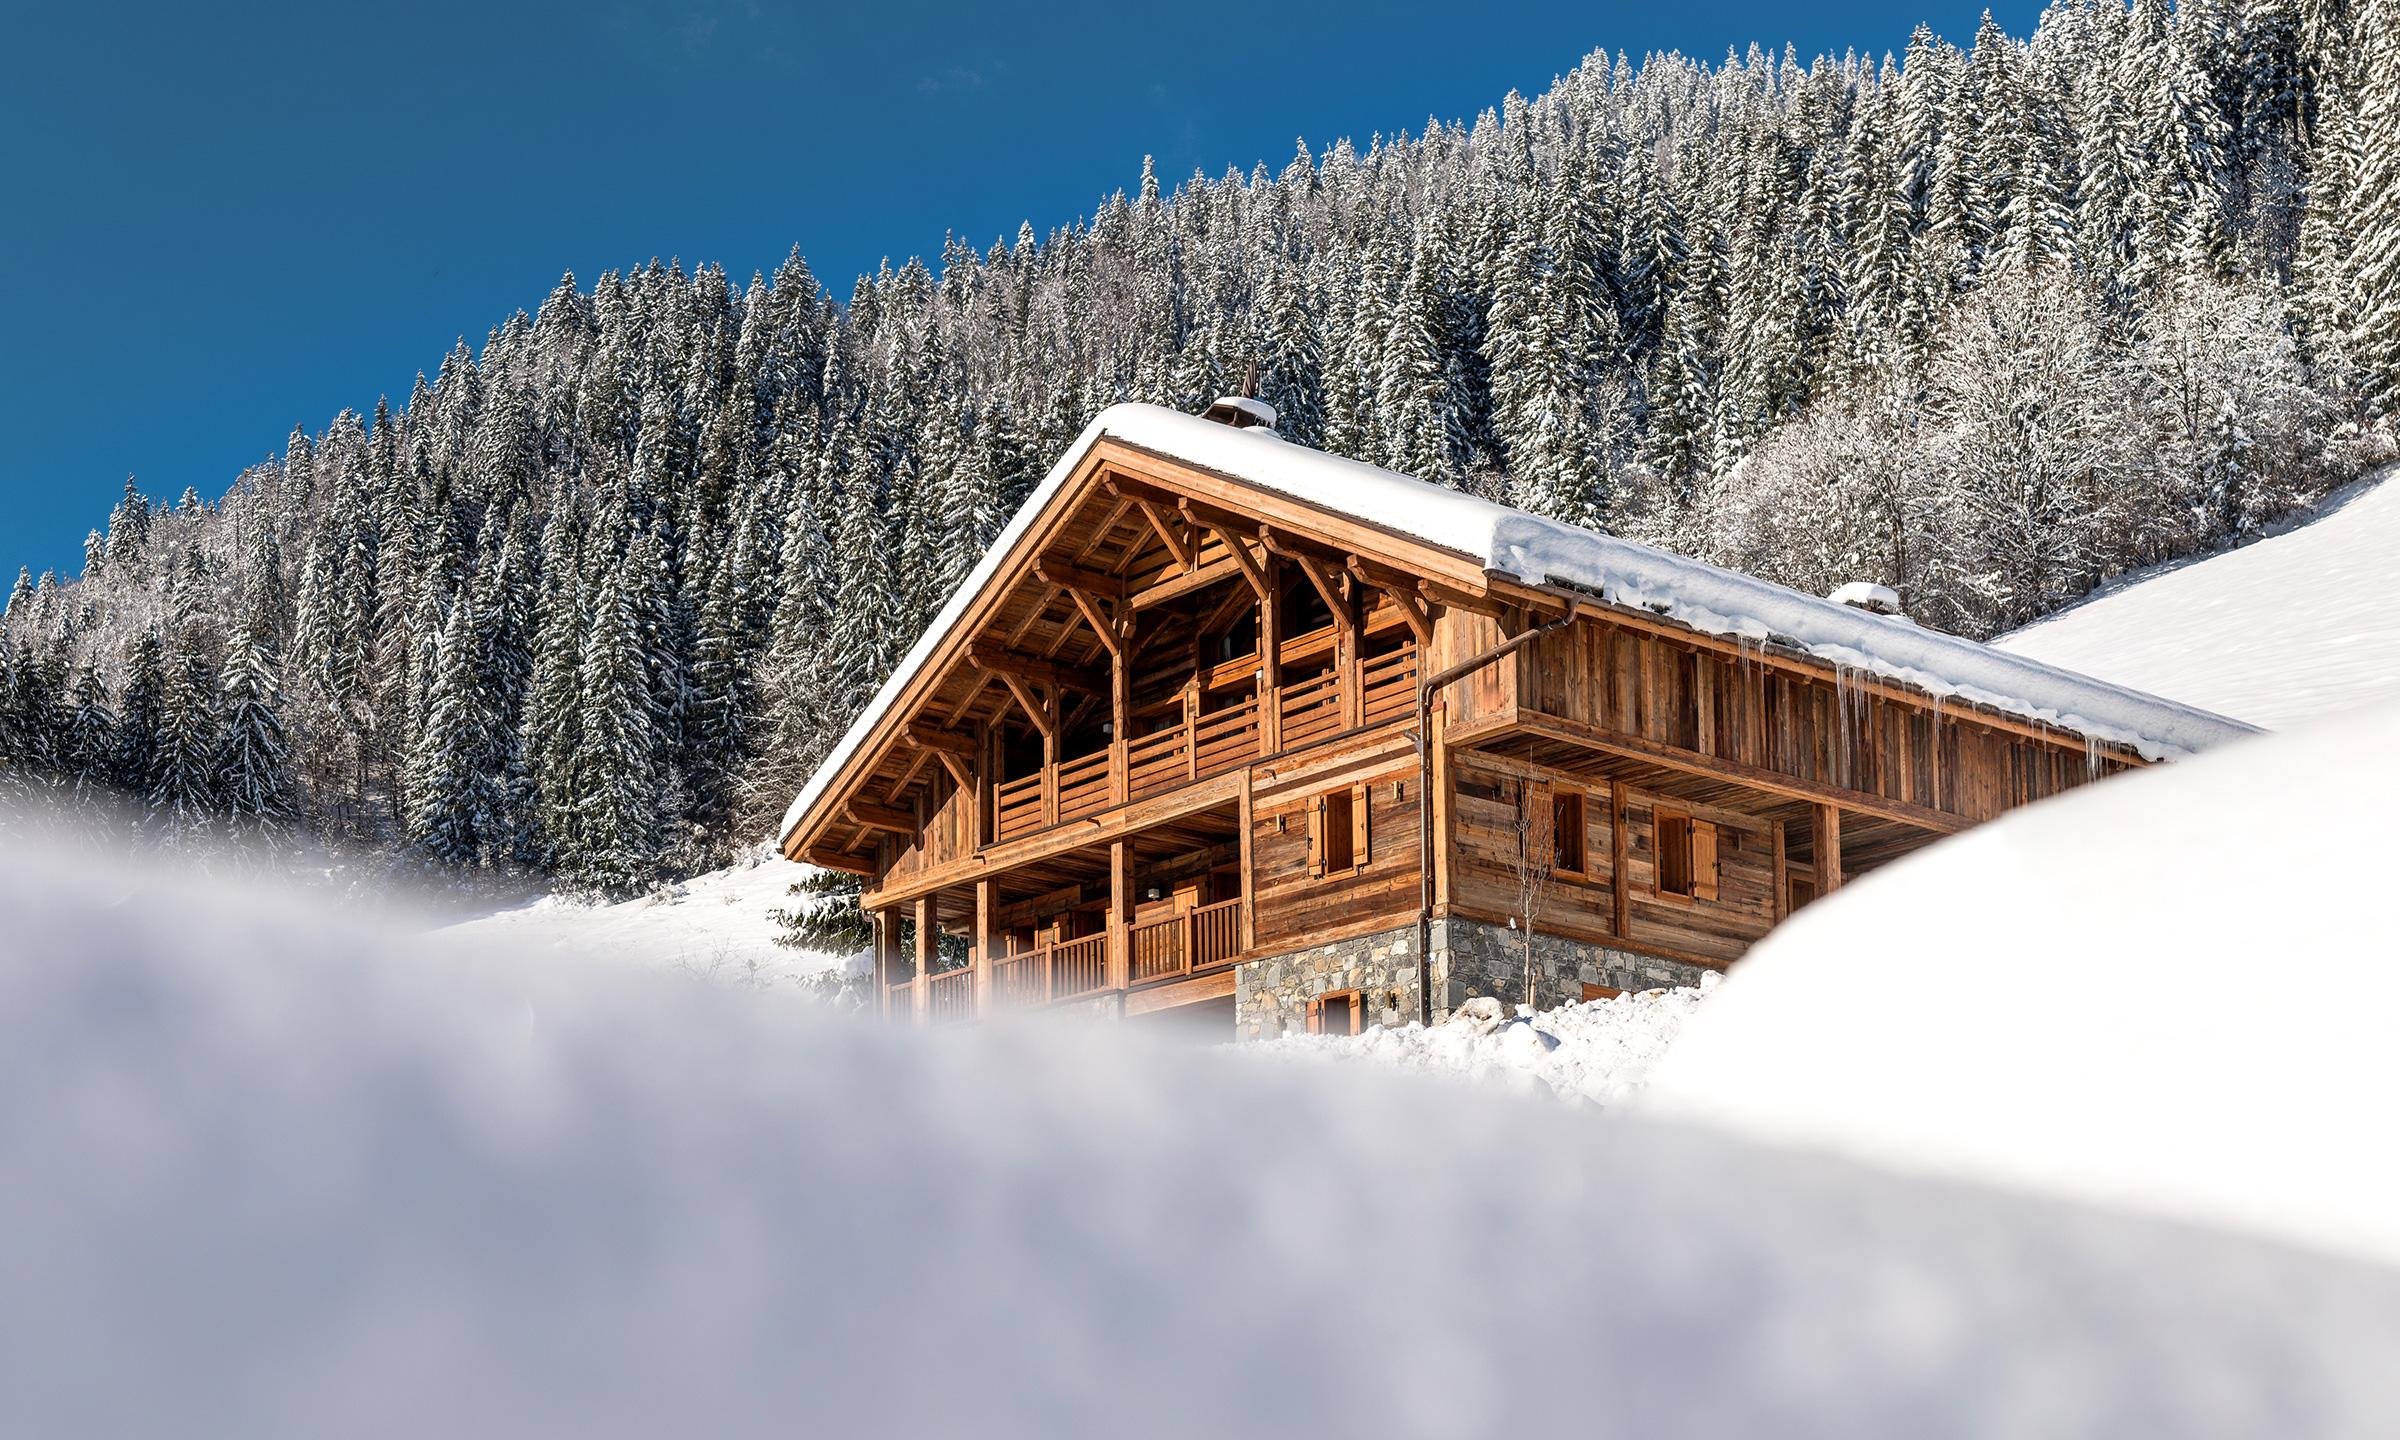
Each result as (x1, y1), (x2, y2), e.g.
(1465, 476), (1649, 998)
(4, 0), (2398, 892)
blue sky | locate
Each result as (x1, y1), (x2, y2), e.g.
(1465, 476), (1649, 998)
(0, 0), (2039, 580)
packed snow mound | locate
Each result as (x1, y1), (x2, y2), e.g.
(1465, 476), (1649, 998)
(11, 835), (2400, 1435)
(433, 848), (858, 985)
(1997, 466), (2400, 729)
(1258, 979), (1716, 1105)
(1649, 701), (2400, 1268)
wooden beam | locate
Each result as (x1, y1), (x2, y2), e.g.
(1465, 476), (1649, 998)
(1289, 550), (1350, 622)
(1128, 555), (1245, 612)
(968, 644), (1100, 694)
(905, 722), (975, 756)
(993, 670), (1055, 742)
(1499, 709), (1969, 836)
(1063, 584), (1126, 659)
(1033, 556), (1124, 599)
(1387, 586), (1434, 648)
(932, 748), (975, 792)
(1129, 496), (1194, 572)
(801, 845), (876, 876)
(1184, 500), (1269, 600)
(846, 801), (917, 835)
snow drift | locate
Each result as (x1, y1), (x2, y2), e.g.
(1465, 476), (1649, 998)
(1649, 701), (2400, 1269)
(8, 831), (2400, 1436)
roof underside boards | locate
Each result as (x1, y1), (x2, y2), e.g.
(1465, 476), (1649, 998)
(781, 404), (2260, 855)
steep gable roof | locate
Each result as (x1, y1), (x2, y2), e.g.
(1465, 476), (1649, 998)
(781, 404), (2257, 849)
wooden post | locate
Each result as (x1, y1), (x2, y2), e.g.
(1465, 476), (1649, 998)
(1259, 558), (1281, 755)
(1815, 803), (1843, 895)
(1041, 686), (1058, 829)
(1338, 584), (1362, 730)
(872, 908), (894, 1021)
(1108, 839), (1130, 993)
(1237, 769), (1255, 953)
(974, 878), (995, 1013)
(914, 893), (934, 1023)
(1429, 698), (1454, 913)
(1770, 819), (1789, 922)
(1110, 625), (1130, 806)
(1610, 780), (1630, 940)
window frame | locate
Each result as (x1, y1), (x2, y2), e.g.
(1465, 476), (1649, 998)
(1307, 988), (1364, 1036)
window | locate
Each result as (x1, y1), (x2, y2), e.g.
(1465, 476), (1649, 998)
(1307, 784), (1370, 877)
(1308, 989), (1361, 1035)
(1551, 790), (1587, 876)
(1655, 808), (1719, 902)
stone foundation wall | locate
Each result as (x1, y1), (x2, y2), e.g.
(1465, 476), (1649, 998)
(1238, 921), (1728, 1036)
(1235, 918), (1717, 1039)
(1234, 931), (1423, 1041)
(1427, 918), (1714, 1016)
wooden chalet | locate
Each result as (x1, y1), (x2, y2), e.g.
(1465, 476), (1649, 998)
(779, 400), (2254, 1036)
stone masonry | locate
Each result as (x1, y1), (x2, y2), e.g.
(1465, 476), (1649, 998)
(1235, 917), (1716, 1039)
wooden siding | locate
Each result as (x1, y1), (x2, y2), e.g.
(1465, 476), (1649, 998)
(1248, 738), (1421, 954)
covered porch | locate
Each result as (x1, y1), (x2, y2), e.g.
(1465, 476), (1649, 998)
(877, 801), (1251, 1025)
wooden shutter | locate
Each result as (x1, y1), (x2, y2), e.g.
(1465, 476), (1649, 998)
(1351, 783), (1371, 868)
(1307, 797), (1327, 878)
(1693, 819), (1720, 902)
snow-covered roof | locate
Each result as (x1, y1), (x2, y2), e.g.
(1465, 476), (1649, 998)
(780, 404), (2258, 848)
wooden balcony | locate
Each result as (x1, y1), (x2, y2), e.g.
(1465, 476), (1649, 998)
(985, 645), (1418, 847)
(886, 901), (1246, 1025)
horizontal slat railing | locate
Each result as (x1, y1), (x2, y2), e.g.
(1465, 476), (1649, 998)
(1361, 646), (1419, 727)
(995, 774), (1045, 841)
(1279, 670), (1342, 749)
(924, 967), (977, 1024)
(1192, 695), (1260, 777)
(1055, 751), (1112, 822)
(1126, 725), (1188, 800)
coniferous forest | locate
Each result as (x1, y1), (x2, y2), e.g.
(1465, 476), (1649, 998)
(5, 0), (2400, 892)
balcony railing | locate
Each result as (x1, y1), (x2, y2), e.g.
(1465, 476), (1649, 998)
(924, 967), (977, 1024)
(890, 902), (1247, 1023)
(988, 933), (1111, 1008)
(1128, 897), (1244, 985)
(982, 641), (1416, 846)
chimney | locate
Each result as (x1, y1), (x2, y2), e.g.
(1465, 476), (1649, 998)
(1827, 581), (1904, 618)
(1201, 359), (1279, 431)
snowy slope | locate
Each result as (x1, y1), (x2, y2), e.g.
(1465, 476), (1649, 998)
(1648, 701), (2400, 1269)
(1996, 467), (2400, 729)
(10, 834), (2400, 1436)
(432, 849), (858, 986)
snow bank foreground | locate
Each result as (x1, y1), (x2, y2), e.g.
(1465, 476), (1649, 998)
(9, 836), (2400, 1436)
(1650, 700), (2400, 1272)
(1256, 980), (1716, 1105)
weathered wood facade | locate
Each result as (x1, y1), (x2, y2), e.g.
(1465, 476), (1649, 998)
(780, 406), (2165, 1032)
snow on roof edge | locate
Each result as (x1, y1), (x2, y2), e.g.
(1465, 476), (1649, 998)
(779, 404), (2257, 849)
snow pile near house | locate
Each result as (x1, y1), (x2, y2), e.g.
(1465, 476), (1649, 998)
(1648, 701), (2400, 1269)
(1257, 978), (1717, 1105)
(10, 833), (2400, 1436)
(1996, 466), (2400, 729)
(432, 848), (859, 987)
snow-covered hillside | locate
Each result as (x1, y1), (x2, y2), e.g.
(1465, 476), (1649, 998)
(1996, 467), (2400, 729)
(1649, 700), (2400, 1269)
(11, 832), (2400, 1436)
(433, 849), (858, 987)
